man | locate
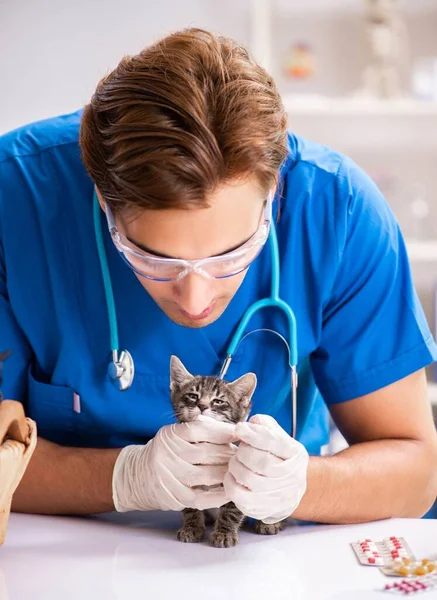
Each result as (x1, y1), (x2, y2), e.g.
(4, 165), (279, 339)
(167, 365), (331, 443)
(1, 28), (437, 524)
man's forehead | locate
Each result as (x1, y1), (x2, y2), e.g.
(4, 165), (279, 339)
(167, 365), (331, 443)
(116, 182), (267, 260)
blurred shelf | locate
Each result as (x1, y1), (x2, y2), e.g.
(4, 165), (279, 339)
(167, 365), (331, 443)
(406, 241), (437, 262)
(275, 0), (437, 15)
(284, 95), (437, 117)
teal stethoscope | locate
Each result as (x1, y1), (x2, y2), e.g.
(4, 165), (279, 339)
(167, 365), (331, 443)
(93, 193), (299, 438)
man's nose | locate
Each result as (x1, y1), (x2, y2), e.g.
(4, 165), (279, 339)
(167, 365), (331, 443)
(175, 272), (214, 316)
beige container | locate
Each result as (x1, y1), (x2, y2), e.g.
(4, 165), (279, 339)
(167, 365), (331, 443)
(0, 401), (37, 546)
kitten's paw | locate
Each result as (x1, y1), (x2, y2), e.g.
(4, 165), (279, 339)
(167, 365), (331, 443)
(177, 526), (205, 543)
(255, 520), (285, 535)
(210, 531), (239, 548)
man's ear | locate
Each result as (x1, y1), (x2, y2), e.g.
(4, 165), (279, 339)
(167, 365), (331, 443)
(170, 355), (193, 392)
(229, 372), (257, 409)
(95, 187), (106, 212)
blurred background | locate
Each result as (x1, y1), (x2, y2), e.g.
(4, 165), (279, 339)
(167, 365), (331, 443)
(1, 0), (437, 495)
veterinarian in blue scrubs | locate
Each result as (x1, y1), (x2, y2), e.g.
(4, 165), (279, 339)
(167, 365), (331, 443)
(1, 29), (437, 523)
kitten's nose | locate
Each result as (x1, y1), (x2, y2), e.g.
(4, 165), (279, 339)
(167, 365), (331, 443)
(198, 403), (208, 412)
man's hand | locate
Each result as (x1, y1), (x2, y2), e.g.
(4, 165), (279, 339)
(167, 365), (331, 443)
(224, 414), (309, 524)
(113, 416), (238, 512)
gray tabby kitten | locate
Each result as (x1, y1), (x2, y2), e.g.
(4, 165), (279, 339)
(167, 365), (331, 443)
(170, 355), (285, 547)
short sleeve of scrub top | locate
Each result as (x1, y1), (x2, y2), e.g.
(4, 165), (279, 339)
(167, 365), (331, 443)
(309, 156), (437, 404)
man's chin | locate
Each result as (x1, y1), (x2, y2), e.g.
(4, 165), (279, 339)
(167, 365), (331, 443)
(164, 304), (229, 328)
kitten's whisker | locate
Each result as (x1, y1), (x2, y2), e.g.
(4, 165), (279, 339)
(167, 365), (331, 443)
(161, 410), (179, 423)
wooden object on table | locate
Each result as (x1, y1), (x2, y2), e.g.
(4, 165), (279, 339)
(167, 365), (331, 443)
(0, 400), (37, 546)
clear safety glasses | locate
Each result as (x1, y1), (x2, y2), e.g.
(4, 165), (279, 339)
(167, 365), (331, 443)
(105, 195), (273, 282)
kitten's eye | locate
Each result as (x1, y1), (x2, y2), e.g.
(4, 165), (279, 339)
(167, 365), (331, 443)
(212, 399), (228, 408)
(185, 393), (199, 402)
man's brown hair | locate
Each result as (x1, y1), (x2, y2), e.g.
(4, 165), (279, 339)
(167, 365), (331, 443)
(80, 28), (288, 214)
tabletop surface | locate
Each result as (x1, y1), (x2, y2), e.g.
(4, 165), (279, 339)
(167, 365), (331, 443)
(1, 512), (436, 600)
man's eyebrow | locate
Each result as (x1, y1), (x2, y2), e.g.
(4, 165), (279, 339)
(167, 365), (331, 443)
(126, 237), (174, 258)
(125, 234), (252, 259)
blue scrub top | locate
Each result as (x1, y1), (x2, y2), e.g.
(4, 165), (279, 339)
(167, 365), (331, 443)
(0, 110), (436, 455)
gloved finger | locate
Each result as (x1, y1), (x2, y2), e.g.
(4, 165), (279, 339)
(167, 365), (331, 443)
(183, 441), (237, 466)
(236, 442), (285, 477)
(182, 463), (228, 488)
(249, 415), (296, 450)
(154, 464), (228, 511)
(166, 435), (237, 466)
(190, 488), (231, 510)
(159, 426), (237, 464)
(261, 514), (290, 525)
(228, 454), (285, 493)
(236, 448), (308, 483)
(174, 419), (238, 444)
(145, 463), (195, 511)
(235, 420), (297, 460)
(249, 414), (286, 431)
(224, 470), (299, 522)
(249, 414), (295, 447)
(223, 471), (277, 521)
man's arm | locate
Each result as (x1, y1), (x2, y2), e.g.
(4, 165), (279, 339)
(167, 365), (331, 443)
(12, 418), (238, 515)
(292, 368), (437, 524)
(12, 437), (121, 514)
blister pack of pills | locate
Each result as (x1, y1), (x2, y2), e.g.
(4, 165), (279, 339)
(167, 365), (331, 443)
(381, 558), (437, 578)
(383, 573), (437, 595)
(351, 537), (415, 566)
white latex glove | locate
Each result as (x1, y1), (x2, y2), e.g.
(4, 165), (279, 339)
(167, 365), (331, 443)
(112, 415), (237, 512)
(224, 414), (309, 524)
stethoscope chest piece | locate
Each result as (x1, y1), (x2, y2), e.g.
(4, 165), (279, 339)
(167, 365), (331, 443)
(108, 349), (135, 391)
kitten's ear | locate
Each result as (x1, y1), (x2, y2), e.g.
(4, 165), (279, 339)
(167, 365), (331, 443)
(229, 372), (257, 408)
(170, 355), (193, 392)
